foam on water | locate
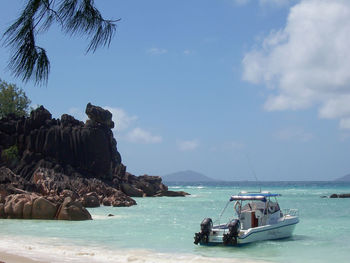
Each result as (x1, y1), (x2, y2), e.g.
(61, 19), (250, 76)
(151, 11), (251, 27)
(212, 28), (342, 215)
(0, 235), (265, 263)
(1, 182), (350, 263)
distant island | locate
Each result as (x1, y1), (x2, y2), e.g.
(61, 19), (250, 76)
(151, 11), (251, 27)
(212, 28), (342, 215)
(335, 174), (350, 182)
(162, 170), (215, 182)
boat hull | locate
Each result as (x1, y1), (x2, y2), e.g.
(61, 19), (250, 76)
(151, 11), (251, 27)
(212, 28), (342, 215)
(201, 216), (299, 246)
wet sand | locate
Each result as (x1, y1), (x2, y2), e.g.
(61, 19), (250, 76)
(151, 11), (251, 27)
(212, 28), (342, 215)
(0, 251), (46, 263)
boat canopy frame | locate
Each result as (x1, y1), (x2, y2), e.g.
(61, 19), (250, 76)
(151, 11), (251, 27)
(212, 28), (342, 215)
(229, 192), (281, 202)
(216, 191), (282, 225)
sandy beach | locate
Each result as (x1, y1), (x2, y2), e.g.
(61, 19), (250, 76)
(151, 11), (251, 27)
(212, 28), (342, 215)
(0, 251), (45, 263)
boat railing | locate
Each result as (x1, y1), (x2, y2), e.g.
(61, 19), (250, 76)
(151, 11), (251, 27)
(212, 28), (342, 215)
(282, 208), (299, 218)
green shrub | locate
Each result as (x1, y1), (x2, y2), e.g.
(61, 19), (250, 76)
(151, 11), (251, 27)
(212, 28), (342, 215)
(1, 145), (19, 164)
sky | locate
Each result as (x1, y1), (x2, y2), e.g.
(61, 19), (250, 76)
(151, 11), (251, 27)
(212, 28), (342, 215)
(1, 0), (350, 181)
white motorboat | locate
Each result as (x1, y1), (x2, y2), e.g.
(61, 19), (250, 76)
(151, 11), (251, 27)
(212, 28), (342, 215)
(194, 191), (299, 246)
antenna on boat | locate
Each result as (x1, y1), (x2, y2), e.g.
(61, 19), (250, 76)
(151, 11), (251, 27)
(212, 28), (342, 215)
(246, 154), (261, 193)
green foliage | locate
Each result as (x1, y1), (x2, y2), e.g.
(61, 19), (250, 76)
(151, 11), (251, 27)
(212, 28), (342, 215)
(1, 145), (19, 165)
(0, 79), (31, 118)
(2, 0), (119, 85)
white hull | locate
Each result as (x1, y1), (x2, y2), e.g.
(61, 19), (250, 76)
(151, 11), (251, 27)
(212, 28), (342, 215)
(204, 216), (299, 245)
(194, 191), (299, 246)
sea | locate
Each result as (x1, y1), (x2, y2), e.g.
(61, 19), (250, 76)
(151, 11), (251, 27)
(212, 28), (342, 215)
(1, 181), (350, 263)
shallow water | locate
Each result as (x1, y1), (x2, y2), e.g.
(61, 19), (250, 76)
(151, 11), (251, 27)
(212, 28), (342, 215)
(1, 182), (349, 263)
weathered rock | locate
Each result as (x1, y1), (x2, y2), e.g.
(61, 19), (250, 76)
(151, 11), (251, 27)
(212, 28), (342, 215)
(155, 190), (190, 197)
(85, 103), (114, 129)
(0, 104), (189, 221)
(121, 183), (144, 197)
(101, 191), (136, 207)
(82, 192), (100, 208)
(3, 194), (33, 219)
(1, 104), (123, 181)
(23, 201), (32, 219)
(32, 197), (57, 219)
(0, 203), (5, 218)
(56, 197), (92, 221)
(130, 175), (168, 197)
(102, 197), (111, 206)
(29, 105), (52, 129)
(330, 193), (350, 198)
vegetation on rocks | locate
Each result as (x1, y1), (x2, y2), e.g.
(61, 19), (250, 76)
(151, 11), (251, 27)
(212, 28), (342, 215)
(0, 103), (188, 221)
(0, 79), (31, 118)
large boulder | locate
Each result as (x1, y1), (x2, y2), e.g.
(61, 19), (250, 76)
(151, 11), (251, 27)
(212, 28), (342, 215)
(131, 175), (168, 197)
(32, 197), (57, 219)
(102, 191), (136, 207)
(3, 194), (32, 219)
(155, 190), (190, 197)
(0, 203), (5, 218)
(82, 192), (100, 208)
(330, 193), (350, 198)
(85, 103), (114, 129)
(56, 197), (92, 220)
(120, 183), (144, 197)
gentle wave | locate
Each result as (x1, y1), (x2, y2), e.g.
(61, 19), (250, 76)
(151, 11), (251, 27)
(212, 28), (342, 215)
(0, 235), (267, 263)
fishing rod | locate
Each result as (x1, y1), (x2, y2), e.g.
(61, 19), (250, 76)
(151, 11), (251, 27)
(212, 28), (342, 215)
(246, 154), (261, 193)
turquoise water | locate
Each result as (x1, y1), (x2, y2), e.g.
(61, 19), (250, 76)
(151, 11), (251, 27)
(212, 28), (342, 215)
(1, 182), (350, 263)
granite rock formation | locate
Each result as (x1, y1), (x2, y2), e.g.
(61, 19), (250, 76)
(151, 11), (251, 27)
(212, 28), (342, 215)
(0, 104), (122, 181)
(329, 193), (350, 198)
(0, 103), (188, 220)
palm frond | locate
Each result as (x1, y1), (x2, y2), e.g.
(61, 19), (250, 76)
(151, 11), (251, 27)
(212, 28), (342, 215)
(2, 0), (118, 85)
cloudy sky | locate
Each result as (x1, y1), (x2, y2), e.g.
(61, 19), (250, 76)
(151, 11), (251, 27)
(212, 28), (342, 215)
(1, 0), (350, 180)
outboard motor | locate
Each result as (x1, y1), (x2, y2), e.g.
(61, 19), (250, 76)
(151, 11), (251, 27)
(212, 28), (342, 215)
(194, 218), (213, 245)
(223, 219), (241, 245)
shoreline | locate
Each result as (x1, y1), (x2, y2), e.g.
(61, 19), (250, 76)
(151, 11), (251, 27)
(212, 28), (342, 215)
(0, 251), (45, 263)
(0, 241), (266, 263)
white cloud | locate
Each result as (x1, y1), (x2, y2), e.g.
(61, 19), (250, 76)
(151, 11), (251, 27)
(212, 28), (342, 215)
(276, 127), (313, 142)
(339, 119), (350, 130)
(177, 139), (199, 151)
(104, 107), (138, 132)
(67, 106), (162, 144)
(147, 48), (168, 55)
(183, 49), (191, 55)
(242, 0), (350, 129)
(126, 127), (162, 144)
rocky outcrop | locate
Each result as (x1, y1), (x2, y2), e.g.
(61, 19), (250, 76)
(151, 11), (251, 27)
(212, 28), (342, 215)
(56, 197), (92, 220)
(0, 103), (189, 220)
(32, 167), (136, 207)
(82, 192), (100, 208)
(85, 103), (114, 129)
(330, 193), (350, 198)
(0, 104), (122, 181)
(0, 192), (91, 220)
(155, 190), (190, 197)
(120, 173), (169, 197)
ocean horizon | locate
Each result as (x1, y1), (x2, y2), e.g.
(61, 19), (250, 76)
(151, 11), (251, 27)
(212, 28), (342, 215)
(1, 181), (350, 263)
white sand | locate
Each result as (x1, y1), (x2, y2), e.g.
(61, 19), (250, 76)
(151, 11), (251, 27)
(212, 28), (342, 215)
(0, 251), (46, 263)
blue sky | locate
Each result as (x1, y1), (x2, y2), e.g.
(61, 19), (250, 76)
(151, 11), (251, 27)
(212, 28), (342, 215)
(1, 0), (350, 181)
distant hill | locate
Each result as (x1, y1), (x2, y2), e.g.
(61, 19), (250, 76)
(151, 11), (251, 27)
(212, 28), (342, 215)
(335, 174), (350, 182)
(161, 170), (215, 182)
